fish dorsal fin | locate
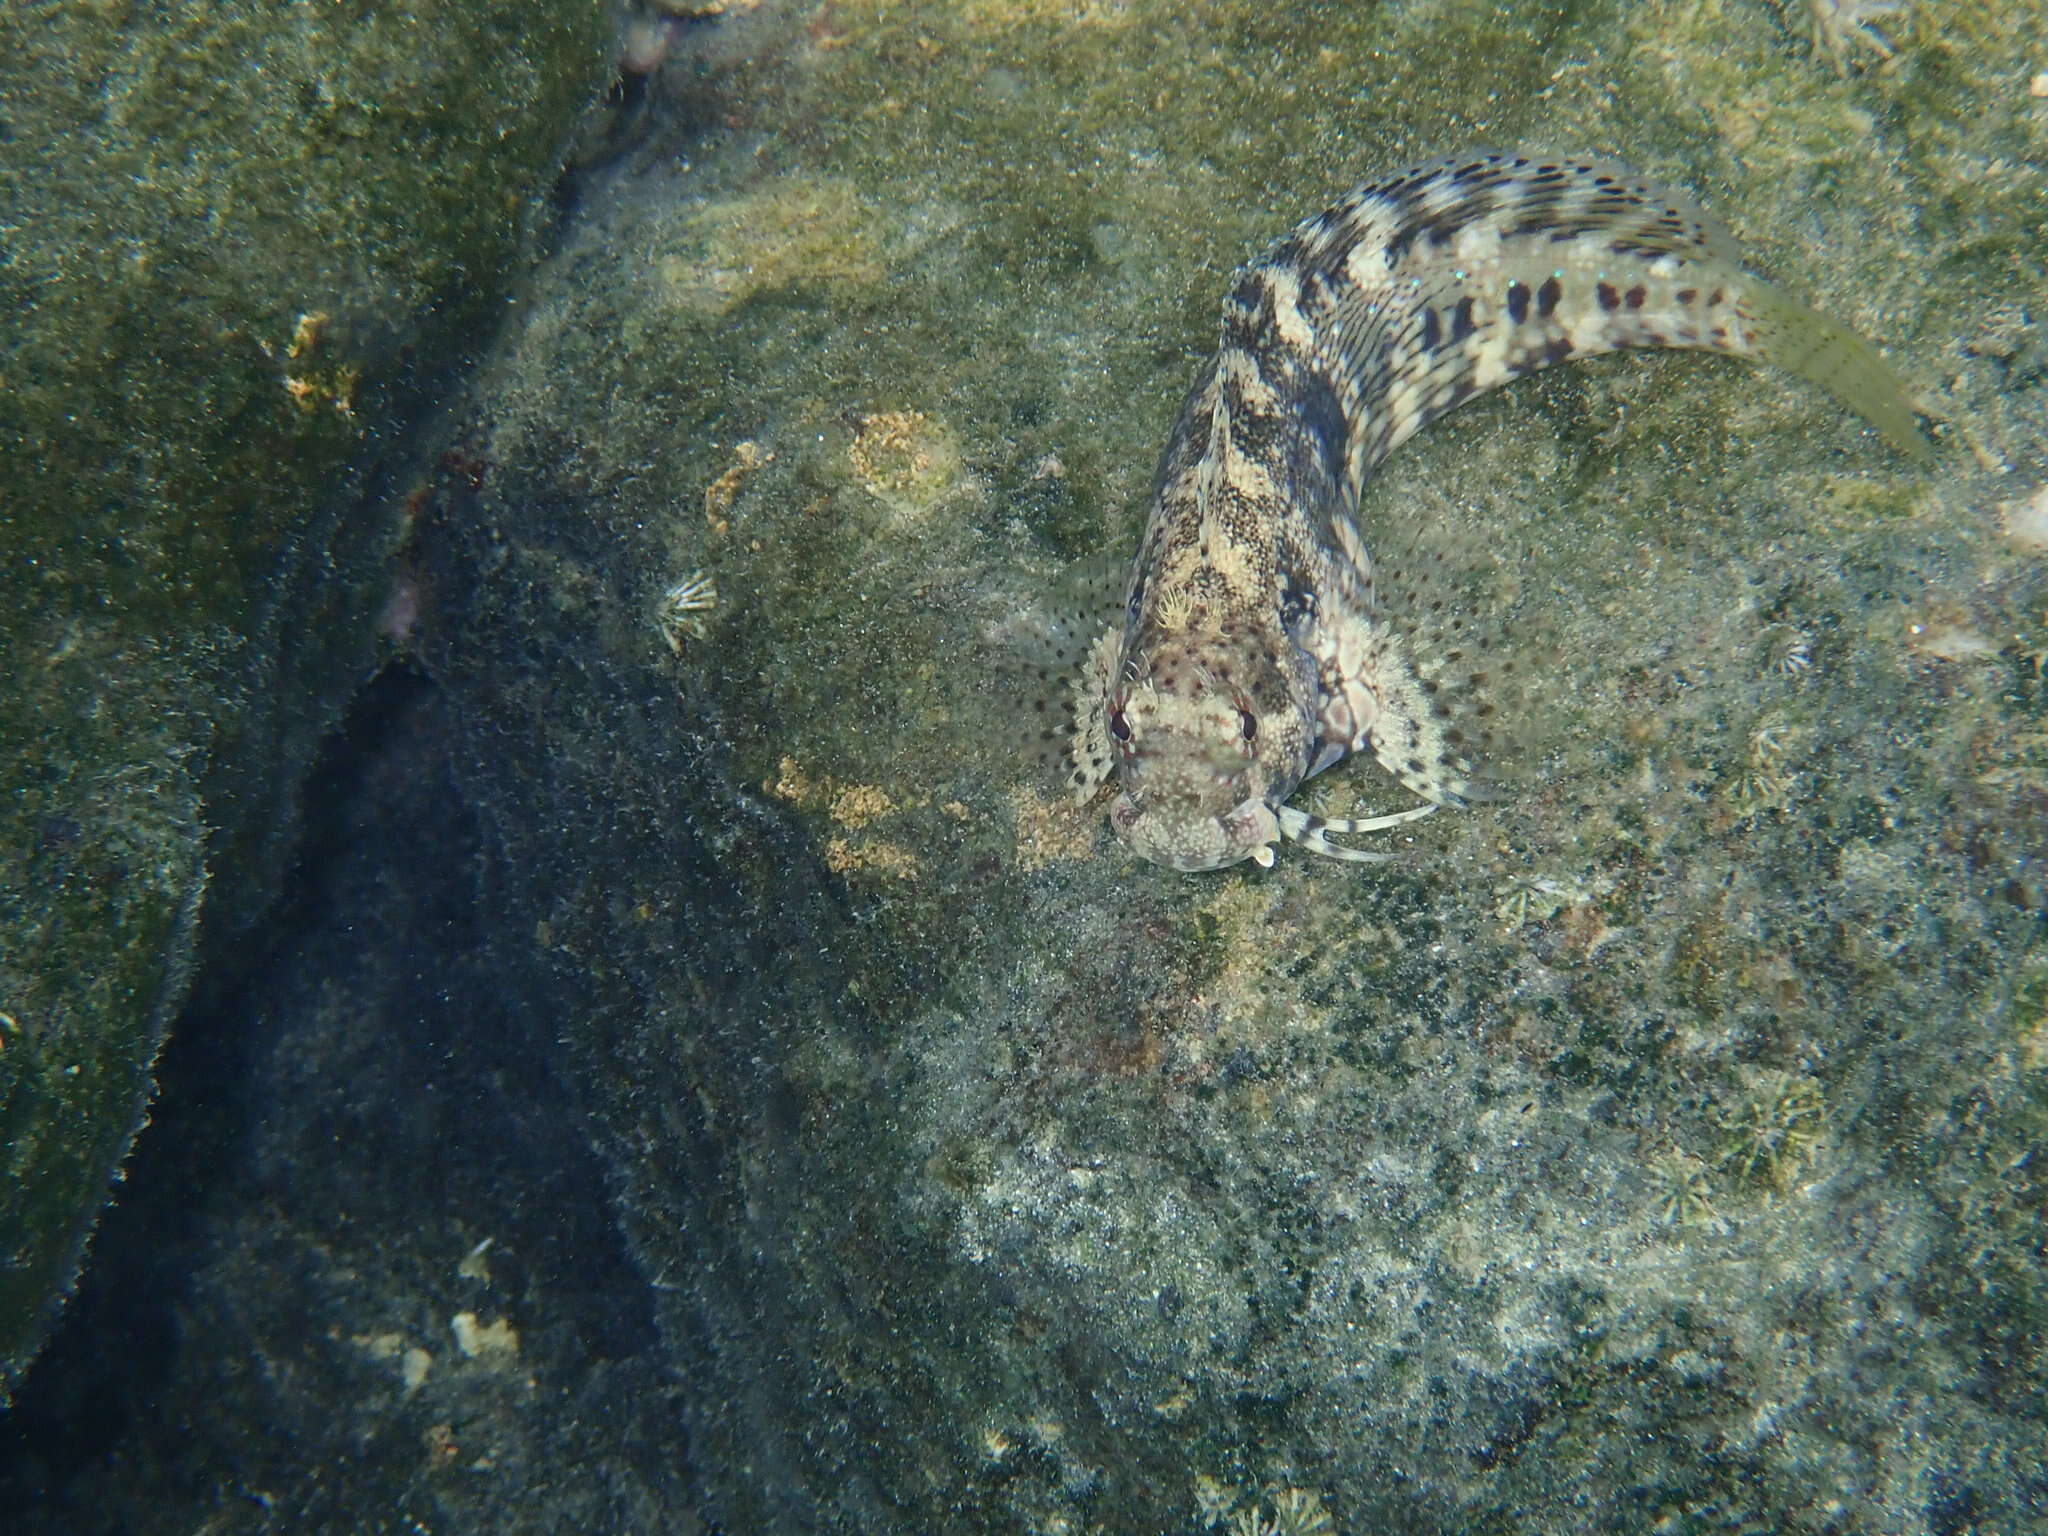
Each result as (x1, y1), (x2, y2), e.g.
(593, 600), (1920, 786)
(1194, 389), (1236, 551)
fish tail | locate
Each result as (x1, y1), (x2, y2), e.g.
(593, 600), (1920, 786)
(1731, 283), (1932, 461)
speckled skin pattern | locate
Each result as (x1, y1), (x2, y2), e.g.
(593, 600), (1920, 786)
(1066, 150), (1926, 872)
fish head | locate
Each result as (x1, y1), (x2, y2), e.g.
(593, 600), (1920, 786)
(1103, 631), (1312, 872)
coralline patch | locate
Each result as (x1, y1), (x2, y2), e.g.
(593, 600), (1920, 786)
(769, 755), (928, 880)
(847, 409), (970, 525)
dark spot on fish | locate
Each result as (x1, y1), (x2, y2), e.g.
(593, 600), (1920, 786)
(1625, 285), (1647, 310)
(1420, 306), (1441, 352)
(1289, 370), (1349, 490)
(1596, 282), (1620, 311)
(1542, 334), (1575, 367)
(1451, 296), (1477, 343)
(1676, 288), (1697, 305)
(1537, 276), (1562, 317)
(1506, 281), (1530, 324)
(1278, 570), (1314, 632)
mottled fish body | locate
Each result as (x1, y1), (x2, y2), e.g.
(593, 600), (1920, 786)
(1064, 150), (1927, 872)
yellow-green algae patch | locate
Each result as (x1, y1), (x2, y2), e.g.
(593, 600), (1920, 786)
(656, 176), (889, 313)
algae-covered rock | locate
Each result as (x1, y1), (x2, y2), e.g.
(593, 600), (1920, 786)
(0, 0), (614, 1395)
(404, 0), (2045, 1528)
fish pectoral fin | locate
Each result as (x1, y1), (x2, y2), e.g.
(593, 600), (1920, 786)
(1063, 625), (1123, 799)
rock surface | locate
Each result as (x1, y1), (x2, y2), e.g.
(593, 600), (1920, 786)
(413, 0), (2047, 1528)
(8, 0), (2047, 1530)
(0, 0), (614, 1393)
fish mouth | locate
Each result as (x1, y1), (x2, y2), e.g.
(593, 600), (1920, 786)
(1113, 791), (1280, 873)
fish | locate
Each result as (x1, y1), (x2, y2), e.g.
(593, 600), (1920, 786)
(1056, 149), (1930, 873)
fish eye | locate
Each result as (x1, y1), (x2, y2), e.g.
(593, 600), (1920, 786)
(1238, 708), (1258, 741)
(1109, 707), (1132, 742)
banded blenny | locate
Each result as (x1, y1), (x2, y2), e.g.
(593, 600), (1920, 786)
(1056, 150), (1928, 872)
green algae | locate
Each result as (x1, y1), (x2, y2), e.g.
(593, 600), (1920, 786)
(0, 0), (613, 1395)
(396, 0), (2048, 1528)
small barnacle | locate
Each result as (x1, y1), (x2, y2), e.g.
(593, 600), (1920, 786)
(1723, 763), (1792, 818)
(1267, 1487), (1335, 1536)
(1209, 1484), (1335, 1536)
(1493, 873), (1573, 932)
(1804, 0), (1906, 74)
(1651, 1149), (1728, 1232)
(653, 570), (719, 655)
(1192, 1474), (1239, 1530)
(1745, 711), (1800, 769)
(1720, 1069), (1827, 1188)
(1762, 623), (1813, 676)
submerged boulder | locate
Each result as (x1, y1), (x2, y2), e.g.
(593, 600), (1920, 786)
(0, 0), (613, 1397)
(406, 0), (2048, 1529)
(11, 0), (2045, 1530)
